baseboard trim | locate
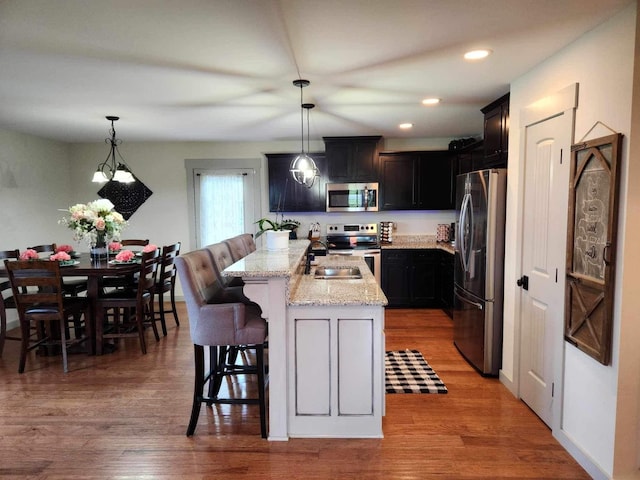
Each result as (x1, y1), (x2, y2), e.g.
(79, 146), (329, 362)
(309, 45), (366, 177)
(554, 428), (609, 480)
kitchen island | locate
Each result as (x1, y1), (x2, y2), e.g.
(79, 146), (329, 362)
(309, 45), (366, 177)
(223, 239), (387, 440)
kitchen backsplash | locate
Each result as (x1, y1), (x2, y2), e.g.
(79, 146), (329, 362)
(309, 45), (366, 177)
(283, 210), (456, 237)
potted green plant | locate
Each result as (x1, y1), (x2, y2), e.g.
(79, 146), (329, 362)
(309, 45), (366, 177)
(255, 215), (300, 250)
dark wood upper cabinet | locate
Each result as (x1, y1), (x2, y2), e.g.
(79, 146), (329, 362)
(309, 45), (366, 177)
(480, 93), (510, 169)
(453, 139), (484, 176)
(266, 152), (327, 212)
(418, 150), (456, 210)
(379, 152), (417, 210)
(379, 150), (455, 210)
(324, 136), (382, 182)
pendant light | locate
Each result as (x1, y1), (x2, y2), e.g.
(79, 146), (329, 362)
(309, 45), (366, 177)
(290, 79), (319, 188)
(92, 116), (135, 184)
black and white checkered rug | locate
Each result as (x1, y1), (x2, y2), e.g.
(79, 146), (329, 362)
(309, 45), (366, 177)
(385, 349), (448, 394)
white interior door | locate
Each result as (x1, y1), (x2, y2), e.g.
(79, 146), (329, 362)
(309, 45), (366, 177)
(519, 113), (571, 427)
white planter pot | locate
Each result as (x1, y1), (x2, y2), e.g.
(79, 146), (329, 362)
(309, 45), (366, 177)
(265, 230), (290, 251)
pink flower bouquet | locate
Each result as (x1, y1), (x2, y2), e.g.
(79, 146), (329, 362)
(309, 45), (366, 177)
(109, 241), (123, 252)
(56, 244), (74, 254)
(50, 251), (72, 262)
(19, 249), (39, 260)
(142, 244), (157, 253)
(115, 250), (135, 262)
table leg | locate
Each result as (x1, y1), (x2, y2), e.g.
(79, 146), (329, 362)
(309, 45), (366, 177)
(86, 276), (99, 355)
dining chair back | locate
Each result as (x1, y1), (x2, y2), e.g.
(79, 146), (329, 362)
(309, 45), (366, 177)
(120, 239), (149, 247)
(0, 249), (21, 355)
(102, 239), (150, 291)
(28, 243), (57, 257)
(28, 244), (88, 296)
(95, 249), (160, 355)
(154, 242), (181, 336)
(4, 259), (90, 373)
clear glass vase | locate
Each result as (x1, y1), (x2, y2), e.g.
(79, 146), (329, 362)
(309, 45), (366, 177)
(90, 231), (108, 260)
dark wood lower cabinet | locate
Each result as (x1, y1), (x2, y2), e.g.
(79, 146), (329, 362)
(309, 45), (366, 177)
(439, 251), (454, 317)
(381, 250), (413, 306)
(382, 249), (452, 309)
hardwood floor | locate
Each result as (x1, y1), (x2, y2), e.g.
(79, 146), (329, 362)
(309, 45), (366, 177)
(0, 305), (590, 479)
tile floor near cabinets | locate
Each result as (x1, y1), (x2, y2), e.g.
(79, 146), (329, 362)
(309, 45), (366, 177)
(0, 306), (589, 479)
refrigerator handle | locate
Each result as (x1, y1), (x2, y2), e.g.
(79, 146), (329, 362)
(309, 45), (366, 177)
(467, 192), (475, 277)
(459, 193), (472, 273)
(454, 289), (484, 310)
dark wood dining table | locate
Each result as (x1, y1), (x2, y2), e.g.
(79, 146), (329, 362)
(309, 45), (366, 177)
(1, 253), (140, 355)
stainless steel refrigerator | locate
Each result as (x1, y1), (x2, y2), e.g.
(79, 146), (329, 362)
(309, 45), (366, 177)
(453, 169), (507, 376)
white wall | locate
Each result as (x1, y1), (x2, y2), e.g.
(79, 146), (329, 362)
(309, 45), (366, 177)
(0, 129), (78, 330)
(504, 3), (638, 478)
(0, 129), (76, 248)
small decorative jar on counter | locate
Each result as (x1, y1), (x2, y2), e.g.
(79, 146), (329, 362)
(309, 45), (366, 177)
(436, 224), (451, 243)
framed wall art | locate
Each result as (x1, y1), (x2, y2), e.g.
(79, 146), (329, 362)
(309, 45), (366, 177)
(564, 132), (622, 365)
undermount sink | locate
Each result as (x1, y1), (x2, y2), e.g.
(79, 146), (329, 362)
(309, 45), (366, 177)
(314, 266), (362, 279)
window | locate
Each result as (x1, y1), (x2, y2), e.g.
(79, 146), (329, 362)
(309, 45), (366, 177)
(186, 159), (261, 249)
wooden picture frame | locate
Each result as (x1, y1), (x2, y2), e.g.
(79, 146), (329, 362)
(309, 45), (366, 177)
(564, 133), (622, 365)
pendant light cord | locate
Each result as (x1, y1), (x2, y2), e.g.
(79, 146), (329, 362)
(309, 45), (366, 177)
(300, 83), (305, 154)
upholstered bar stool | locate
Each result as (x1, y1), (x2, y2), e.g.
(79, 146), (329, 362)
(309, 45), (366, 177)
(223, 234), (256, 288)
(205, 242), (255, 304)
(175, 249), (267, 438)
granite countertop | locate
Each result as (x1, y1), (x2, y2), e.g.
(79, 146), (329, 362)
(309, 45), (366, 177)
(381, 235), (455, 254)
(288, 255), (388, 307)
(222, 239), (388, 307)
(222, 239), (309, 278)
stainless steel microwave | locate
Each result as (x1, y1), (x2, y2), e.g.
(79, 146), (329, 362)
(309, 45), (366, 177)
(326, 182), (379, 212)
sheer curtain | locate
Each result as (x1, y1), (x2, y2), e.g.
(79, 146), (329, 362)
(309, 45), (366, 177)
(198, 172), (245, 246)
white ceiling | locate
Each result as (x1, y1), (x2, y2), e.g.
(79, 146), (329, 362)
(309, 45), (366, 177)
(0, 0), (631, 143)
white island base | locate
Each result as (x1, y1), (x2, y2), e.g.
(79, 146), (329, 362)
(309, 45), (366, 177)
(224, 240), (387, 440)
(287, 305), (384, 438)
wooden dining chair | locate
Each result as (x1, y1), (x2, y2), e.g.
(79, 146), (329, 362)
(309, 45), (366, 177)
(102, 239), (150, 292)
(154, 242), (181, 336)
(4, 259), (91, 373)
(120, 239), (149, 247)
(0, 249), (22, 356)
(28, 244), (88, 297)
(94, 249), (160, 355)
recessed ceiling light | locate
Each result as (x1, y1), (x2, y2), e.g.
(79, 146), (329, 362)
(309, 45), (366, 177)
(422, 98), (440, 106)
(399, 123), (413, 130)
(464, 49), (492, 60)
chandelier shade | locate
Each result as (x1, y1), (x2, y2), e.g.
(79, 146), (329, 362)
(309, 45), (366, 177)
(290, 79), (319, 188)
(92, 116), (135, 184)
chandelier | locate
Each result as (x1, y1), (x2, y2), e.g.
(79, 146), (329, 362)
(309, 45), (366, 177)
(91, 116), (135, 184)
(289, 79), (319, 188)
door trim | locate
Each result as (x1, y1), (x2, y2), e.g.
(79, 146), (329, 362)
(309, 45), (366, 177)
(513, 83), (578, 435)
